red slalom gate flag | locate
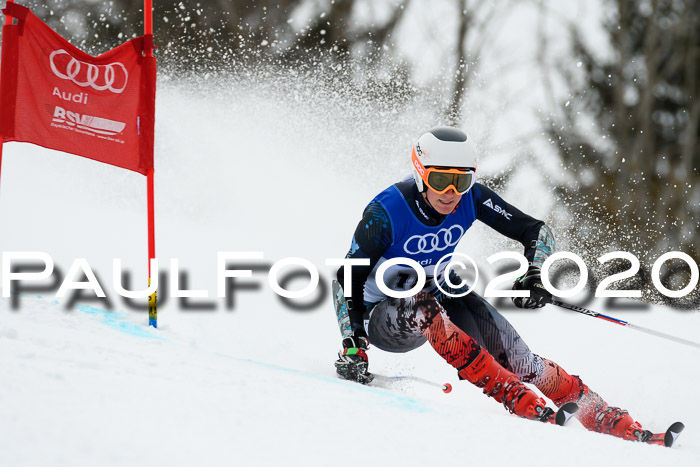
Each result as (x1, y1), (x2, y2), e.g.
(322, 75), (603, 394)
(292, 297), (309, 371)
(0, 2), (155, 174)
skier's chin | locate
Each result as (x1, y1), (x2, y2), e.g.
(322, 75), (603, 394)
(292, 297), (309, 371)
(424, 189), (461, 214)
(434, 198), (458, 214)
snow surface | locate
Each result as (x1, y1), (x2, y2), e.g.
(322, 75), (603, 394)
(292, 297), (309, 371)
(2, 72), (700, 467)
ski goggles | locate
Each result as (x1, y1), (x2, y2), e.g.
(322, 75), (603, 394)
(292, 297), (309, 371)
(412, 150), (476, 195)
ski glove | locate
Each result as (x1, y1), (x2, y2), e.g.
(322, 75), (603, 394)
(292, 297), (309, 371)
(512, 266), (553, 309)
(335, 334), (374, 385)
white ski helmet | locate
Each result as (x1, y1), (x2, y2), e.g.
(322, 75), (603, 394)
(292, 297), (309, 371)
(411, 127), (477, 193)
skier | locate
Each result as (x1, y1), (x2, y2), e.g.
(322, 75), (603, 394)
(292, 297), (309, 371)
(332, 127), (645, 440)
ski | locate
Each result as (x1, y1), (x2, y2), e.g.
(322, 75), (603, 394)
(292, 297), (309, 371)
(536, 401), (579, 426)
(640, 421), (684, 447)
(344, 368), (682, 448)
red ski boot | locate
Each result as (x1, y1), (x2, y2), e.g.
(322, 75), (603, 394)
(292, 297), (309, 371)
(459, 349), (549, 420)
(545, 370), (645, 441)
(594, 407), (645, 441)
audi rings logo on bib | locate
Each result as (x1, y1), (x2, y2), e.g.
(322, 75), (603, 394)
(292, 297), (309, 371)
(403, 225), (465, 254)
(49, 50), (129, 94)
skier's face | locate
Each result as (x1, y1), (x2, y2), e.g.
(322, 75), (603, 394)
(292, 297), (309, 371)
(425, 187), (461, 214)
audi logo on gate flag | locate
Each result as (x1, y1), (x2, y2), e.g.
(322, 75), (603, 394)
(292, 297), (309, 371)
(49, 50), (129, 94)
(0, 3), (156, 175)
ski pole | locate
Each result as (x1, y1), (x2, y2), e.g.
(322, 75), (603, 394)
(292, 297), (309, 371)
(392, 375), (452, 393)
(375, 374), (453, 393)
(551, 300), (700, 350)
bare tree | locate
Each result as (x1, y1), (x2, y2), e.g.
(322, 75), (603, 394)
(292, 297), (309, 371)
(545, 0), (699, 271)
(445, 0), (506, 126)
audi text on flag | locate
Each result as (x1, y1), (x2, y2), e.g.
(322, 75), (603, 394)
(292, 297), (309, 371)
(0, 3), (155, 175)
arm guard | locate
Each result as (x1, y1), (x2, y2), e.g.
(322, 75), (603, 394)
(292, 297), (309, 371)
(531, 224), (556, 268)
